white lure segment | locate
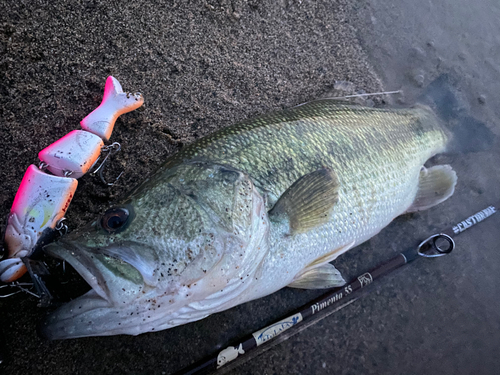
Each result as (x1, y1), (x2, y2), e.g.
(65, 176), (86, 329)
(4, 165), (78, 260)
(80, 76), (144, 141)
(38, 130), (104, 178)
(0, 258), (25, 283)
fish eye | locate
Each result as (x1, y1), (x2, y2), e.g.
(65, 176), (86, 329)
(101, 207), (130, 233)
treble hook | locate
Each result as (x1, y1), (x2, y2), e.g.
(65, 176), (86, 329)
(91, 142), (124, 186)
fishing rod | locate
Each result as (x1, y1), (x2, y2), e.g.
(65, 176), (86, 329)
(179, 202), (498, 375)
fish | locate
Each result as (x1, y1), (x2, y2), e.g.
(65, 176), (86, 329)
(40, 99), (456, 339)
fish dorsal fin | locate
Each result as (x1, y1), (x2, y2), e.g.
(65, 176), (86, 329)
(406, 165), (457, 213)
(269, 167), (340, 234)
(288, 263), (346, 289)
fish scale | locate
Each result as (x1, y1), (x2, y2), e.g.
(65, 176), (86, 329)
(165, 101), (444, 206)
(160, 101), (447, 299)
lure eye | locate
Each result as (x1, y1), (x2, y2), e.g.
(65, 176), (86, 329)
(101, 207), (130, 233)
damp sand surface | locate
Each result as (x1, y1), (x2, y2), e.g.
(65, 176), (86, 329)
(1, 0), (500, 374)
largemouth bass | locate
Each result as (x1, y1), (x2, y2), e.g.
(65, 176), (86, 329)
(41, 99), (456, 339)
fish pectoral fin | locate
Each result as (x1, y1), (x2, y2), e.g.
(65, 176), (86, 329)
(269, 167), (340, 234)
(288, 263), (346, 289)
(406, 165), (457, 213)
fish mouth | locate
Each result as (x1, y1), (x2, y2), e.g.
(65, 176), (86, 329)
(39, 239), (147, 340)
(44, 238), (111, 302)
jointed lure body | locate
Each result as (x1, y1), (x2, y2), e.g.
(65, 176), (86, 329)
(0, 77), (144, 282)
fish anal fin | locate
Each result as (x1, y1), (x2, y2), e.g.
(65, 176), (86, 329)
(269, 167), (340, 234)
(407, 165), (457, 213)
(306, 240), (355, 269)
(289, 241), (354, 289)
(288, 263), (346, 289)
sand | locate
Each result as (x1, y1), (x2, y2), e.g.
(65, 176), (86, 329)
(0, 1), (381, 374)
(1, 0), (500, 374)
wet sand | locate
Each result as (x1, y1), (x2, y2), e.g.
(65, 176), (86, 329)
(1, 0), (499, 374)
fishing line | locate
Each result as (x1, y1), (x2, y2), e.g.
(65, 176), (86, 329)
(293, 89), (401, 107)
(329, 90), (401, 99)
